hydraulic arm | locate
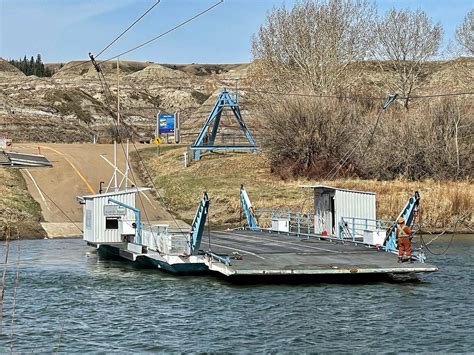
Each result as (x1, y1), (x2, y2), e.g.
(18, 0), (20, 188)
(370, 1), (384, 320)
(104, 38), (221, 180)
(240, 184), (258, 229)
(383, 191), (420, 252)
(190, 192), (210, 255)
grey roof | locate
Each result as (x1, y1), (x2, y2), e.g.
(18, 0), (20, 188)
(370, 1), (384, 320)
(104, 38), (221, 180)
(299, 184), (376, 195)
(81, 187), (150, 200)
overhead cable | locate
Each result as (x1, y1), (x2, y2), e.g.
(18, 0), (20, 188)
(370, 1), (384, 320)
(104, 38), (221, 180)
(248, 89), (474, 101)
(95, 0), (161, 58)
(98, 0), (224, 64)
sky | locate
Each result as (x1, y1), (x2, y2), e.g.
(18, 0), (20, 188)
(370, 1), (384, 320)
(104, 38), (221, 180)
(1, 0), (472, 64)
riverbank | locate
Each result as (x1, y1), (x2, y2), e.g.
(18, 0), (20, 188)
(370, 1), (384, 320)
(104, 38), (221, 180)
(0, 168), (46, 239)
(1, 144), (471, 239)
(140, 146), (473, 232)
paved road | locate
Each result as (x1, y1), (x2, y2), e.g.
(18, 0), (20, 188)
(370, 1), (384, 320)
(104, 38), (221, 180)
(16, 143), (175, 228)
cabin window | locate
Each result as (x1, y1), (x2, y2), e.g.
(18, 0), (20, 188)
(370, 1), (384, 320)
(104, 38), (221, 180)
(105, 218), (119, 230)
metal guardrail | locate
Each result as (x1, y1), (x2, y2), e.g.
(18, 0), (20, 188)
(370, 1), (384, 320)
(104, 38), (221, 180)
(254, 209), (314, 235)
(253, 210), (398, 246)
(338, 217), (394, 242)
(244, 210), (426, 262)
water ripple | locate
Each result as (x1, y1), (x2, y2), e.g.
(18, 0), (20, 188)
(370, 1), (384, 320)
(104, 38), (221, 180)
(0, 237), (473, 353)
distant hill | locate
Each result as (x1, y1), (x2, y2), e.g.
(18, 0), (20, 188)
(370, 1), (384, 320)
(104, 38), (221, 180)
(0, 57), (472, 143)
(0, 58), (25, 77)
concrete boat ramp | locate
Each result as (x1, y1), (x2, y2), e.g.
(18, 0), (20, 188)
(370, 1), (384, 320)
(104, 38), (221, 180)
(201, 230), (438, 279)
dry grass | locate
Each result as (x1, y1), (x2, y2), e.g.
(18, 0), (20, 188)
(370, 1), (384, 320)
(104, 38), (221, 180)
(143, 148), (473, 230)
(0, 168), (44, 238)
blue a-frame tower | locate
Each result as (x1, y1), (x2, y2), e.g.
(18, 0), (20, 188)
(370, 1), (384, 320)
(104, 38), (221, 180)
(190, 89), (257, 160)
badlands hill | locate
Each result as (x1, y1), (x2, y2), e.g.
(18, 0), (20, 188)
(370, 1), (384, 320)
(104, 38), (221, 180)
(0, 58), (251, 143)
(0, 57), (472, 143)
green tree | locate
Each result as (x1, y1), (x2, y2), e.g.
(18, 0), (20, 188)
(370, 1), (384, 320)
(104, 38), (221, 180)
(29, 56), (35, 75)
(36, 54), (44, 76)
(21, 56), (27, 74)
(8, 53), (53, 77)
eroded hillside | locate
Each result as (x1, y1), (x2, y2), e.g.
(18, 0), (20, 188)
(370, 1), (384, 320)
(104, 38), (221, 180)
(0, 58), (472, 144)
(0, 59), (252, 143)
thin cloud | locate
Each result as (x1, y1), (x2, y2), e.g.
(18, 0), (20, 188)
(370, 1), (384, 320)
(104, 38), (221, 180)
(61, 0), (140, 27)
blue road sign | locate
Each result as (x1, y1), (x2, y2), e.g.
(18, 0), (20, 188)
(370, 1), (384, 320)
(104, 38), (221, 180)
(158, 113), (175, 134)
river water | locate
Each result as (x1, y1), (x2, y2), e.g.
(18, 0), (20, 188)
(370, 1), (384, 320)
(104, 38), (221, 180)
(0, 235), (472, 353)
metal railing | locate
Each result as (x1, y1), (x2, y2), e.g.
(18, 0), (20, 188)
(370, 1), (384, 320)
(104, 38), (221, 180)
(140, 223), (190, 251)
(254, 209), (314, 236)
(338, 217), (394, 242)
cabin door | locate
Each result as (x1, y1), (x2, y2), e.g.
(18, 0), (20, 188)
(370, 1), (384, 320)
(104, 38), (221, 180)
(314, 193), (332, 235)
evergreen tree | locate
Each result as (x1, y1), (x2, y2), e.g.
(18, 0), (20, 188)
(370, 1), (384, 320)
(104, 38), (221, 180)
(36, 54), (44, 76)
(21, 56), (27, 74)
(29, 56), (35, 75)
(8, 53), (53, 77)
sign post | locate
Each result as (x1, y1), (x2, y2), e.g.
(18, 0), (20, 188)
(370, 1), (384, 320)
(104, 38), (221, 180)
(174, 111), (180, 143)
(158, 113), (175, 143)
(155, 110), (161, 139)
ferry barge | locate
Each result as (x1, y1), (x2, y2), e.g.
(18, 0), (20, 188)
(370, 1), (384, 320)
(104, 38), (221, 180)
(78, 183), (438, 281)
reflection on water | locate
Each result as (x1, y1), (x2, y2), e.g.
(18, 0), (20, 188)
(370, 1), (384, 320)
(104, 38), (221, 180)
(0, 235), (473, 352)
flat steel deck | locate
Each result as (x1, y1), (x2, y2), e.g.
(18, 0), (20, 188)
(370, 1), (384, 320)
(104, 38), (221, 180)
(202, 229), (438, 277)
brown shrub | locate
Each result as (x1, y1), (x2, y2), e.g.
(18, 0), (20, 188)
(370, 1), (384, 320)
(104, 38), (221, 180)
(257, 96), (473, 180)
(257, 96), (373, 179)
(356, 97), (473, 179)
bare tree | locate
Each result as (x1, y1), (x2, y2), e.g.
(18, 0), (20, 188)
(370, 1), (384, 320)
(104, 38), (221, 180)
(374, 9), (443, 109)
(251, 0), (376, 94)
(456, 9), (474, 55)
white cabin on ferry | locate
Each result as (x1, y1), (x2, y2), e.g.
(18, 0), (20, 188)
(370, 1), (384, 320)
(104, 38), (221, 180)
(301, 185), (377, 238)
(78, 188), (148, 244)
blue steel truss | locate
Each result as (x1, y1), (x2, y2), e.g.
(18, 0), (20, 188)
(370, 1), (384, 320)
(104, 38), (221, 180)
(190, 89), (257, 160)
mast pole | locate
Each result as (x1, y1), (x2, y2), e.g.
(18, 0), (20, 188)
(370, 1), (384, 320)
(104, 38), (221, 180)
(117, 57), (120, 126)
(114, 141), (118, 191)
(125, 139), (129, 190)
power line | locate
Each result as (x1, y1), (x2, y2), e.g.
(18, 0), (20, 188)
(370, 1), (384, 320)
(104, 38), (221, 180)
(98, 0), (224, 65)
(95, 0), (161, 59)
(83, 1), (228, 245)
(21, 175), (83, 234)
(56, 0), (223, 75)
(248, 89), (386, 100)
(247, 89), (474, 101)
(322, 94), (397, 181)
(407, 92), (474, 99)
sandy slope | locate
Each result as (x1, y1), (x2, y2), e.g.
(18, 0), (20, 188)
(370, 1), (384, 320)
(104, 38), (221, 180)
(15, 143), (176, 227)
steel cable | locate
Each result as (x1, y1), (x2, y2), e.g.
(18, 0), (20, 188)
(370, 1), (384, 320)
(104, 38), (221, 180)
(418, 212), (469, 256)
(22, 178), (84, 234)
(98, 0), (224, 65)
(247, 89), (474, 101)
(82, 0), (223, 243)
(94, 0), (161, 59)
(56, 0), (221, 74)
